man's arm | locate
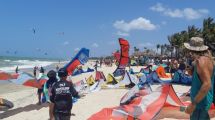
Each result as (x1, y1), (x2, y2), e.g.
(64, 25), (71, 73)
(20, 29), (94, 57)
(185, 58), (211, 114)
(69, 83), (79, 98)
(194, 58), (211, 104)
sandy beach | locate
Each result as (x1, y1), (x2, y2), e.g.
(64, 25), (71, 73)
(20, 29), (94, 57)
(0, 62), (215, 120)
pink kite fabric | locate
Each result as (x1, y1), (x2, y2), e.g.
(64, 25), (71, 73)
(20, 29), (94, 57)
(113, 38), (130, 77)
(0, 71), (18, 80)
(95, 71), (106, 81)
(88, 84), (215, 120)
(113, 52), (120, 63)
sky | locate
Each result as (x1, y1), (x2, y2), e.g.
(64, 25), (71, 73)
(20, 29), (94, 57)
(0, 0), (214, 59)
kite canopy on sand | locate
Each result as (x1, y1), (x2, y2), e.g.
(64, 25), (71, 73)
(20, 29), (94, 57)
(113, 51), (120, 64)
(64, 48), (89, 75)
(88, 84), (215, 120)
(0, 71), (18, 80)
(10, 73), (47, 89)
(1, 72), (47, 89)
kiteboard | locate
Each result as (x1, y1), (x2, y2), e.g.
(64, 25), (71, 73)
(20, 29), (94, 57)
(0, 98), (14, 110)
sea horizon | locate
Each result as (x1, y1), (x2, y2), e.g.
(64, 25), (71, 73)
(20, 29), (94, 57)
(0, 55), (65, 72)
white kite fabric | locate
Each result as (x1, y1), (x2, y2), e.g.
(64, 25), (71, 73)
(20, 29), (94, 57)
(88, 84), (191, 120)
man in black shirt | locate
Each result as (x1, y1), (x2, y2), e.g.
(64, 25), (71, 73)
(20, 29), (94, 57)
(50, 68), (79, 120)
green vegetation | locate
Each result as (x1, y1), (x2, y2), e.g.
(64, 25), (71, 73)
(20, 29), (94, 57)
(167, 17), (215, 58)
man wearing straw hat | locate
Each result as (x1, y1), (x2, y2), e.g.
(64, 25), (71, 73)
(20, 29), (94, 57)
(184, 37), (214, 120)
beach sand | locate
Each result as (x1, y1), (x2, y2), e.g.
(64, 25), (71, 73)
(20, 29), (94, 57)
(0, 62), (215, 120)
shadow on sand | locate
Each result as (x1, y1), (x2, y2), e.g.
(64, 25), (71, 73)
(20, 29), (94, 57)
(0, 103), (48, 119)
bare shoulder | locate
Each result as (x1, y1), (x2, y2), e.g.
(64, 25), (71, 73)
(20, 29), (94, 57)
(196, 56), (213, 71)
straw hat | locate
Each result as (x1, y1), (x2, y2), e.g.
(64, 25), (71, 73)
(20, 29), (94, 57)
(184, 37), (208, 51)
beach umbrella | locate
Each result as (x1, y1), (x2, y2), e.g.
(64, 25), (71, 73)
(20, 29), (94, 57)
(0, 71), (18, 80)
(10, 73), (47, 89)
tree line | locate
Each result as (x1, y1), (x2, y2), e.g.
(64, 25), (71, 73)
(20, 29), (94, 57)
(164, 17), (215, 58)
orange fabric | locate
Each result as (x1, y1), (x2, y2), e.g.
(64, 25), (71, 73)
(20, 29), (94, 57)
(156, 66), (169, 78)
(88, 108), (125, 120)
(119, 38), (129, 67)
(0, 72), (13, 80)
(88, 84), (215, 120)
(11, 73), (19, 79)
(23, 79), (46, 89)
(67, 59), (81, 75)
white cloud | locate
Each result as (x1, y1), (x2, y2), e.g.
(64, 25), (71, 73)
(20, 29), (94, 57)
(108, 41), (117, 45)
(74, 48), (80, 52)
(164, 9), (183, 18)
(198, 9), (209, 14)
(113, 17), (157, 32)
(98, 24), (106, 30)
(183, 8), (209, 20)
(138, 42), (154, 48)
(150, 3), (165, 12)
(116, 31), (130, 36)
(150, 3), (209, 20)
(161, 21), (167, 25)
(63, 41), (69, 45)
(92, 43), (99, 48)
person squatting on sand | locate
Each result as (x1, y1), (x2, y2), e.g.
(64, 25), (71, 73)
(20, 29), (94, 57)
(50, 68), (80, 120)
(184, 37), (215, 120)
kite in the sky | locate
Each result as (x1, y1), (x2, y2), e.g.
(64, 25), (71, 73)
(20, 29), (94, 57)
(6, 51), (9, 54)
(14, 51), (18, 54)
(32, 28), (36, 34)
(57, 32), (64, 35)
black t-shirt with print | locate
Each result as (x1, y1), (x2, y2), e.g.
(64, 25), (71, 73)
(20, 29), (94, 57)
(50, 80), (78, 115)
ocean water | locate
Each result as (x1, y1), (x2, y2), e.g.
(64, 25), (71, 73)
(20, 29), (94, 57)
(0, 56), (61, 72)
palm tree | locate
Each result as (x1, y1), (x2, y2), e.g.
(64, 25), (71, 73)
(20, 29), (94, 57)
(168, 17), (215, 57)
(202, 17), (215, 56)
(188, 25), (202, 38)
(202, 17), (215, 49)
(133, 46), (140, 56)
(156, 44), (160, 54)
(160, 45), (164, 56)
(168, 33), (181, 58)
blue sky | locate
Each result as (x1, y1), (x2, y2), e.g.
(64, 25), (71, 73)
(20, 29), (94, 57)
(0, 0), (214, 59)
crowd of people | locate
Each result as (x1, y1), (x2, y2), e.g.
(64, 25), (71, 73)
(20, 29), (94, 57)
(93, 37), (214, 120)
(129, 37), (214, 120)
(11, 37), (214, 120)
(129, 54), (196, 78)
